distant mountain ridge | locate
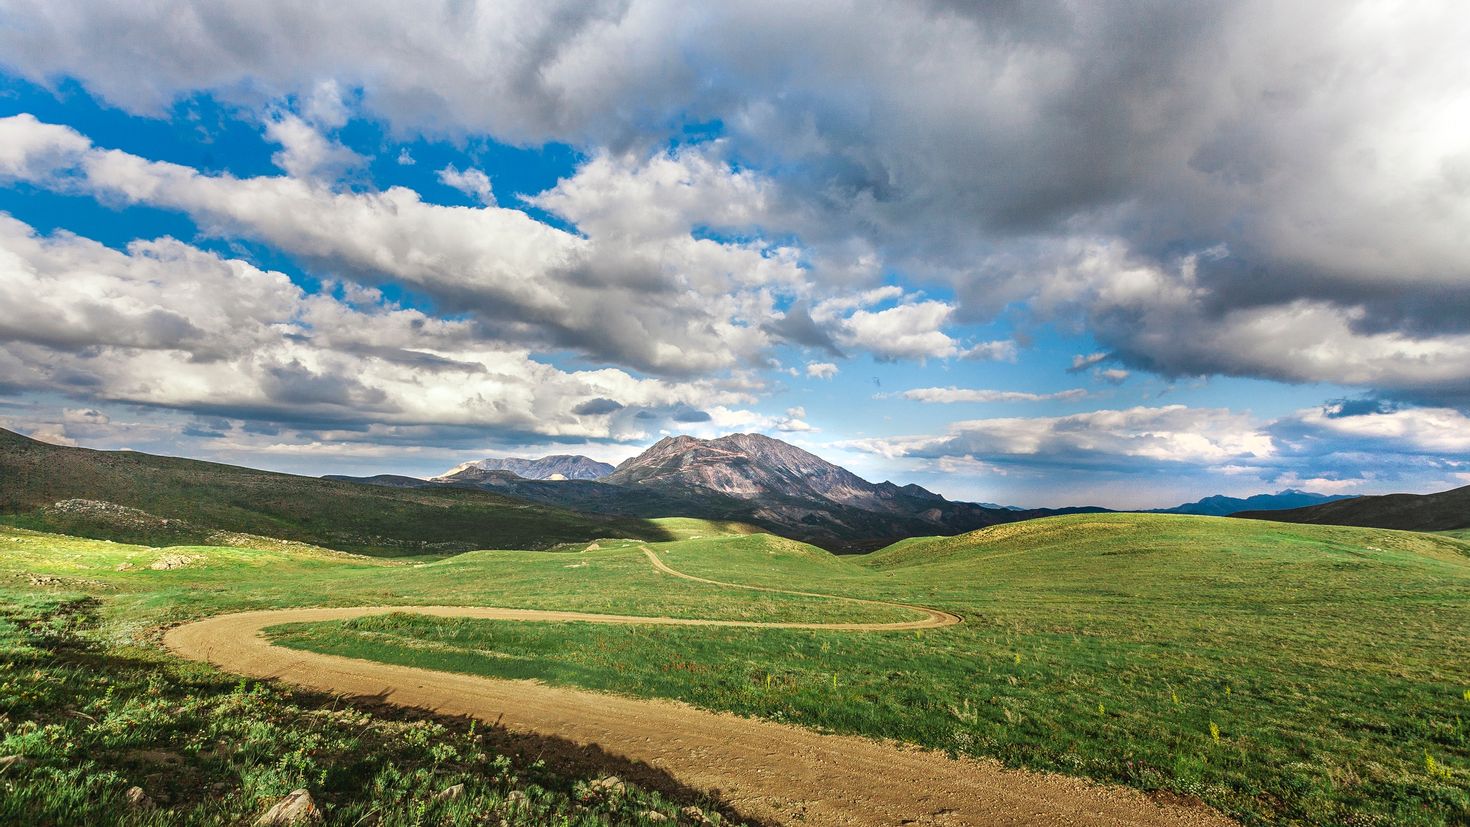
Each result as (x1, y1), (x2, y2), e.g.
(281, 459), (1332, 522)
(0, 428), (662, 554)
(1234, 483), (1470, 531)
(1153, 489), (1356, 517)
(410, 433), (1106, 550)
(436, 455), (613, 481)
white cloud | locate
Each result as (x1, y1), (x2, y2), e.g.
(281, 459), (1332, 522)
(1070, 352), (1108, 372)
(829, 300), (960, 360)
(1, 1), (1468, 403)
(1292, 405), (1470, 455)
(437, 164), (496, 205)
(899, 387), (1087, 404)
(845, 405), (1274, 467)
(264, 113), (364, 180)
(0, 214), (755, 439)
(962, 340), (1019, 362)
(805, 361), (838, 379)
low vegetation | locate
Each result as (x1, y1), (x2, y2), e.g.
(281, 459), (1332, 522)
(271, 515), (1470, 826)
(0, 526), (793, 825)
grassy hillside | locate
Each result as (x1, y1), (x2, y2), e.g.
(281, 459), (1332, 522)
(1235, 484), (1470, 532)
(274, 513), (1470, 825)
(0, 428), (669, 555)
(2, 521), (867, 825)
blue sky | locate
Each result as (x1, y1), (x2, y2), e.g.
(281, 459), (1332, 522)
(0, 2), (1468, 508)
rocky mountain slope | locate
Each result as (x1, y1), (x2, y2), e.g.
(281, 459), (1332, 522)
(1234, 483), (1470, 531)
(436, 455), (613, 481)
(1154, 489), (1356, 517)
(334, 432), (1106, 550)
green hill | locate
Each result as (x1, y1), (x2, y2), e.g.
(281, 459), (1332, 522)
(0, 428), (669, 555)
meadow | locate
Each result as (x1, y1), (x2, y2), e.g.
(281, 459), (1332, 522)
(4, 513), (1468, 824)
(270, 515), (1470, 826)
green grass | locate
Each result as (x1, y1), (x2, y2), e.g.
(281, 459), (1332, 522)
(266, 514), (1470, 826)
(7, 513), (1469, 824)
(0, 590), (739, 826)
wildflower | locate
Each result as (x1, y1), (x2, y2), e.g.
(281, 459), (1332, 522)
(1014, 653), (1022, 666)
(1171, 690), (1180, 706)
(1098, 703), (1106, 716)
(1209, 721), (1220, 743)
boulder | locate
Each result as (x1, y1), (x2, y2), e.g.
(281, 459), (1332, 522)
(254, 789), (322, 826)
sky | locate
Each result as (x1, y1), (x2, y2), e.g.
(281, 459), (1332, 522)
(0, 1), (1468, 509)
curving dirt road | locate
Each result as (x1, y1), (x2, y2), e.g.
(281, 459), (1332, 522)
(164, 549), (1235, 827)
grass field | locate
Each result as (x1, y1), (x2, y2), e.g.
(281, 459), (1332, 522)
(265, 514), (1470, 826)
(1, 519), (850, 826)
(6, 513), (1469, 824)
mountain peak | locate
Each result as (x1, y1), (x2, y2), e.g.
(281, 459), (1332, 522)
(435, 454), (613, 482)
(609, 433), (918, 508)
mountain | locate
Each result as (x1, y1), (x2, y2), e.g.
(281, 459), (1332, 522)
(596, 433), (1107, 550)
(334, 432), (1106, 551)
(435, 455), (613, 482)
(1153, 489), (1357, 517)
(1234, 483), (1470, 532)
(0, 428), (665, 554)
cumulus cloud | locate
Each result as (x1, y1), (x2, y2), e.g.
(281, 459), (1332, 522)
(805, 361), (838, 379)
(264, 113), (364, 180)
(437, 164), (496, 205)
(0, 213), (753, 440)
(2, 3), (1462, 399)
(0, 115), (982, 377)
(845, 405), (1274, 469)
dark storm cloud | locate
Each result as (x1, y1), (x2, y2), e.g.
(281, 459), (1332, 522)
(571, 397), (624, 416)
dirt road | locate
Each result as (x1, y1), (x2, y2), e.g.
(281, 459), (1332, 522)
(163, 551), (1235, 827)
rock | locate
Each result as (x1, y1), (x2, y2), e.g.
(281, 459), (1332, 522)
(115, 562), (135, 572)
(432, 783), (464, 802)
(149, 554), (198, 571)
(26, 575), (61, 586)
(505, 790), (527, 808)
(254, 789), (322, 826)
(590, 775), (625, 795)
(681, 805), (715, 824)
(640, 811), (668, 823)
(125, 786), (155, 811)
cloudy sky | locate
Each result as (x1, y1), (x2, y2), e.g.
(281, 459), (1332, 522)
(1, 0), (1467, 508)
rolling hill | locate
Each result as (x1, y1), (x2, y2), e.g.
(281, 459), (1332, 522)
(0, 428), (667, 554)
(1235, 482), (1470, 531)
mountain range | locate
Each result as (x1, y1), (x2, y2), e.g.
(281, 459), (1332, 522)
(435, 455), (614, 481)
(339, 433), (1106, 550)
(1151, 489), (1357, 517)
(0, 427), (659, 554)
